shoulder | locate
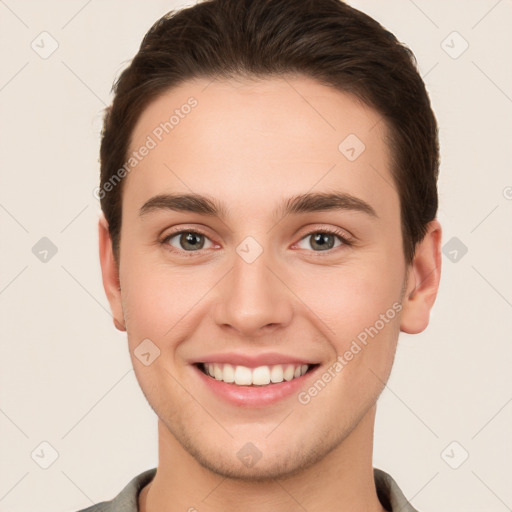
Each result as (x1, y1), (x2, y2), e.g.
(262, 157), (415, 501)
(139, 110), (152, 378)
(73, 468), (157, 512)
(374, 467), (420, 512)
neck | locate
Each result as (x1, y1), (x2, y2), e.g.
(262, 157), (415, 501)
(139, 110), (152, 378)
(139, 405), (385, 512)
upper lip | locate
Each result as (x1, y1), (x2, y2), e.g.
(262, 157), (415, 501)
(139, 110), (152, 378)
(190, 352), (319, 368)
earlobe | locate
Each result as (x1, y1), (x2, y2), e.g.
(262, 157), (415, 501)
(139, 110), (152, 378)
(400, 219), (442, 334)
(98, 212), (126, 332)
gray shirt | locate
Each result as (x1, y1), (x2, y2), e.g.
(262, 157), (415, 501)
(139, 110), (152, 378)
(75, 467), (419, 511)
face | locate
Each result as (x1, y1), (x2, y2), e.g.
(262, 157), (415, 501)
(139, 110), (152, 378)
(103, 75), (415, 480)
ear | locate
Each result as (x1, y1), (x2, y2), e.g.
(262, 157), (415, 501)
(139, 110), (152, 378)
(400, 219), (442, 334)
(98, 212), (126, 332)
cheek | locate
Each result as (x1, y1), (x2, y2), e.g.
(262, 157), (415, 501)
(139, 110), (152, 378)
(296, 256), (404, 345)
(119, 253), (220, 354)
(297, 267), (402, 408)
(119, 248), (177, 341)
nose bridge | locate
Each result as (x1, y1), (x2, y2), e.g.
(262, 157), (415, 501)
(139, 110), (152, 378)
(213, 239), (293, 336)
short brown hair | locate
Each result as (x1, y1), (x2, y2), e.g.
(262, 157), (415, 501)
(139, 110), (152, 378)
(99, 0), (439, 265)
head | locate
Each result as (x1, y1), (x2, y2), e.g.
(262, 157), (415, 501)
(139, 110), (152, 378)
(98, 0), (441, 480)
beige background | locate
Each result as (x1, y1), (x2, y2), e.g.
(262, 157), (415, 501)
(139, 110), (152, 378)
(0, 0), (511, 510)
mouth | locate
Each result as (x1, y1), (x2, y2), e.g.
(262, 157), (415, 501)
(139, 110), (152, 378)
(196, 362), (319, 386)
(190, 352), (322, 407)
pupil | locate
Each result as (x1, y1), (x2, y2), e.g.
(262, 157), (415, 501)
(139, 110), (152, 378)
(182, 232), (204, 250)
(313, 233), (333, 251)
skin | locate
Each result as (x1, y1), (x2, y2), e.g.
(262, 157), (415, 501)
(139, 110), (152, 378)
(98, 75), (441, 512)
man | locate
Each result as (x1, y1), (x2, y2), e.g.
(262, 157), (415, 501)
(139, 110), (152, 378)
(83, 0), (442, 510)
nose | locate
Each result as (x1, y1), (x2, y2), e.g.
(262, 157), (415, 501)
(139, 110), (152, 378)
(212, 245), (294, 339)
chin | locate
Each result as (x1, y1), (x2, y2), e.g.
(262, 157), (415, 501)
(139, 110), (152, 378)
(190, 446), (316, 482)
(169, 420), (344, 483)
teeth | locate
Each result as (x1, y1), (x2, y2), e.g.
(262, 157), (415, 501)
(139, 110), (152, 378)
(270, 365), (284, 383)
(283, 364), (295, 381)
(234, 365), (252, 385)
(252, 366), (270, 385)
(223, 363), (235, 383)
(214, 364), (223, 381)
(202, 363), (310, 386)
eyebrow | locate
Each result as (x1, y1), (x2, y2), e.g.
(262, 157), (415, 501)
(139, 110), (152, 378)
(139, 191), (378, 221)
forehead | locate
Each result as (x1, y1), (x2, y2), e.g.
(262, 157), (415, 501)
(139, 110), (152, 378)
(124, 75), (397, 222)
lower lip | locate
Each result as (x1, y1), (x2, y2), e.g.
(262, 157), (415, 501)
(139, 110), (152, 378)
(194, 364), (319, 407)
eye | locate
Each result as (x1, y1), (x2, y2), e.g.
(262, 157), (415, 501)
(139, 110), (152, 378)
(295, 228), (352, 252)
(161, 230), (214, 252)
(160, 227), (352, 255)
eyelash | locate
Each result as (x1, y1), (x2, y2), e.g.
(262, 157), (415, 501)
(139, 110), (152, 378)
(159, 227), (353, 257)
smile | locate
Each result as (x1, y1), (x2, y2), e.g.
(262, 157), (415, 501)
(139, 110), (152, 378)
(199, 362), (314, 386)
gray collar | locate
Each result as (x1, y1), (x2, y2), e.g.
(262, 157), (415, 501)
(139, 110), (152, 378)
(76, 467), (419, 511)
